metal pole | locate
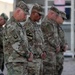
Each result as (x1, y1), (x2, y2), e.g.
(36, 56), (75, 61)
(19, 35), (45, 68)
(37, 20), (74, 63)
(45, 0), (48, 16)
(71, 0), (74, 58)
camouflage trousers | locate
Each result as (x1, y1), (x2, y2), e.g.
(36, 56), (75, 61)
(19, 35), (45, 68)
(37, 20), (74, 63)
(56, 52), (64, 75)
(27, 59), (42, 75)
(43, 51), (56, 75)
(6, 62), (28, 75)
(0, 52), (4, 71)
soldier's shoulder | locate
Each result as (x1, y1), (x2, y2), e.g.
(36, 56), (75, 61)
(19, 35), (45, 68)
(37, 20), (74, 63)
(41, 17), (53, 28)
(5, 17), (15, 27)
(24, 21), (31, 29)
(42, 17), (48, 23)
(4, 20), (17, 32)
(41, 17), (48, 27)
(24, 18), (32, 29)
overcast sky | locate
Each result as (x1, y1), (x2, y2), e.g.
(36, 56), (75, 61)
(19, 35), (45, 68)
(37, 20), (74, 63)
(0, 0), (14, 3)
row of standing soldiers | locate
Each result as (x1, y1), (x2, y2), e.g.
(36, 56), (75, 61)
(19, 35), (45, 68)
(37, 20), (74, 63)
(0, 1), (68, 75)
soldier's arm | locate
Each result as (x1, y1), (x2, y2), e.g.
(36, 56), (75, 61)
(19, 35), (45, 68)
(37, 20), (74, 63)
(41, 22), (60, 50)
(4, 24), (29, 59)
(61, 32), (68, 51)
(59, 26), (68, 51)
(24, 23), (34, 54)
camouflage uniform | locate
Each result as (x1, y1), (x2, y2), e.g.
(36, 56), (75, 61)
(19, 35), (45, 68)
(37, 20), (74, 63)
(0, 13), (8, 72)
(41, 17), (59, 75)
(3, 1), (29, 75)
(23, 5), (44, 74)
(56, 11), (67, 75)
(56, 26), (65, 75)
(0, 27), (4, 71)
(24, 17), (44, 75)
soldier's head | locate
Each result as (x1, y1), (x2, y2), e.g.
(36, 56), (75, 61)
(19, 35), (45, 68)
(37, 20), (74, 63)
(56, 11), (67, 24)
(47, 6), (59, 21)
(0, 13), (8, 26)
(13, 1), (29, 22)
(30, 3), (44, 22)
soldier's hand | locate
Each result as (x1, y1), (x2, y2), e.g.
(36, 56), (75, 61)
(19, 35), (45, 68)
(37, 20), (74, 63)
(28, 52), (33, 62)
(63, 44), (68, 52)
(41, 52), (46, 60)
(56, 45), (60, 53)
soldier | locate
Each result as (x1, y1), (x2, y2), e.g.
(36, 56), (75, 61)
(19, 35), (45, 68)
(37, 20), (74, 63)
(41, 7), (60, 75)
(0, 13), (8, 26)
(23, 3), (45, 75)
(3, 1), (31, 75)
(0, 13), (8, 75)
(56, 11), (68, 75)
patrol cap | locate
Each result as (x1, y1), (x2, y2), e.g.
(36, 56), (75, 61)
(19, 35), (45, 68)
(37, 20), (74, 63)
(16, 1), (29, 14)
(32, 3), (44, 15)
(50, 6), (59, 14)
(59, 11), (67, 20)
(0, 13), (8, 21)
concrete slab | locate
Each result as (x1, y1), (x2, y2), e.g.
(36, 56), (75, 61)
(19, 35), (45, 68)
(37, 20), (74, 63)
(62, 58), (75, 75)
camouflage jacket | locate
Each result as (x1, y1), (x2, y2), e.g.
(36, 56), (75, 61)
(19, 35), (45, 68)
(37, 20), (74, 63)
(23, 17), (44, 56)
(41, 17), (60, 52)
(57, 25), (67, 51)
(3, 17), (29, 62)
(0, 27), (3, 52)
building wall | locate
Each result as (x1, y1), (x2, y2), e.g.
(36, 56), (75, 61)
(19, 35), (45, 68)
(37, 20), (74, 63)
(0, 1), (13, 18)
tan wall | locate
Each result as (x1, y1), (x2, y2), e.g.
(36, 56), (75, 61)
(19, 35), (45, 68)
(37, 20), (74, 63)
(0, 1), (13, 18)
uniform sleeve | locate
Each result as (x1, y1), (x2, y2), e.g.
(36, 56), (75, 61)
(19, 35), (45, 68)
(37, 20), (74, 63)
(59, 26), (67, 47)
(34, 28), (44, 55)
(3, 24), (30, 59)
(0, 28), (3, 52)
(24, 22), (34, 53)
(41, 22), (59, 50)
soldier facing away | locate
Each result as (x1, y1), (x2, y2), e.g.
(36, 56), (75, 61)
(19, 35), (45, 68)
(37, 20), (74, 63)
(3, 1), (31, 75)
(23, 3), (46, 75)
(41, 7), (60, 75)
(0, 13), (8, 75)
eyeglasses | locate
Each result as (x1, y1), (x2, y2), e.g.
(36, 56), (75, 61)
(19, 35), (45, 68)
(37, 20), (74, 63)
(62, 17), (65, 20)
